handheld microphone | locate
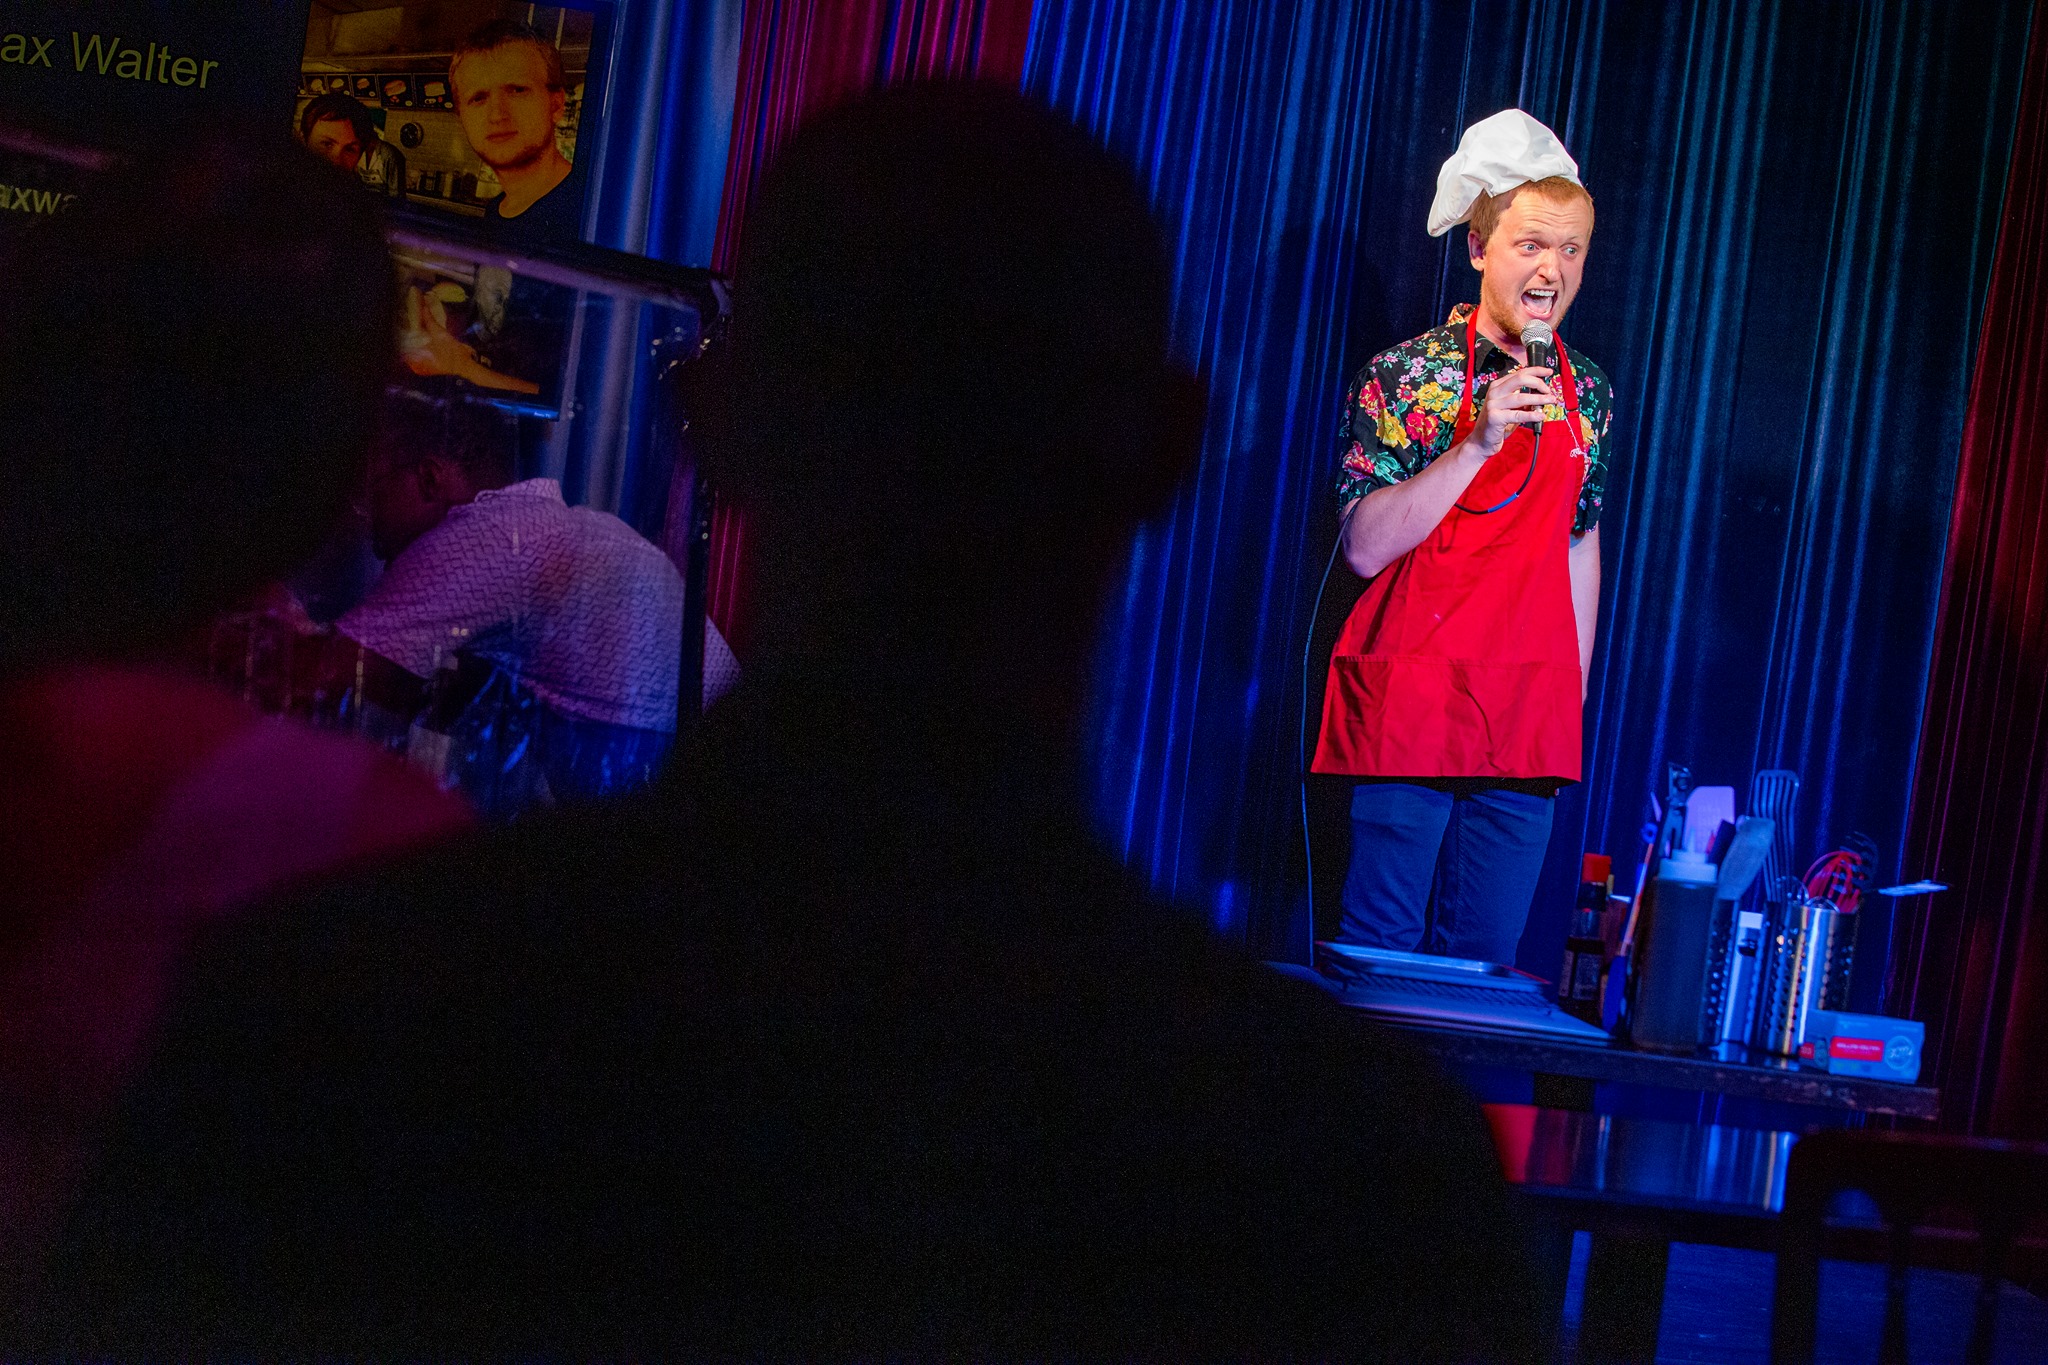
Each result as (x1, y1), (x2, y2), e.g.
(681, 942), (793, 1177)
(1453, 319), (1554, 517)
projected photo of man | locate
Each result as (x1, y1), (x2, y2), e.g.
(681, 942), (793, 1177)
(295, 3), (604, 241)
(451, 21), (579, 226)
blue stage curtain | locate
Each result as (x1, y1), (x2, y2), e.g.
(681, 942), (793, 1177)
(1025, 0), (2032, 977)
(536, 0), (743, 554)
(588, 0), (745, 266)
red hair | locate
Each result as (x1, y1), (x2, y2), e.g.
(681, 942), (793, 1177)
(1468, 176), (1594, 247)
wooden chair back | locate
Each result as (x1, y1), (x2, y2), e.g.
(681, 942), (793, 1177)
(1771, 1128), (2048, 1365)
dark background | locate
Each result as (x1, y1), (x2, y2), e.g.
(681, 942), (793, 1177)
(0, 2), (309, 247)
(0, 2), (307, 140)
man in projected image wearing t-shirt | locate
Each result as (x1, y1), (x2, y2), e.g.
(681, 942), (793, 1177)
(399, 21), (585, 398)
(450, 19), (587, 239)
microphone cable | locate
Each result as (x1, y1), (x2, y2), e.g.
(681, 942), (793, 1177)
(1456, 326), (1557, 516)
(1300, 433), (1522, 939)
(1299, 495), (1363, 946)
(1453, 416), (1542, 515)
(1300, 326), (1558, 938)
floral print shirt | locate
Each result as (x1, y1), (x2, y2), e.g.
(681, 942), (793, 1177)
(1335, 303), (1616, 536)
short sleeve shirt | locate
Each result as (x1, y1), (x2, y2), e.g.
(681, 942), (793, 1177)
(482, 157), (590, 243)
(338, 479), (724, 732)
(1335, 303), (1616, 536)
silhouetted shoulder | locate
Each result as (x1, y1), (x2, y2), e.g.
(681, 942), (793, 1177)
(42, 781), (1537, 1362)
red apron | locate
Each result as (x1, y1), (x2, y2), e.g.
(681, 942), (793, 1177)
(1314, 309), (1586, 782)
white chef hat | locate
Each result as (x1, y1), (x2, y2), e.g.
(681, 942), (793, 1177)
(1426, 108), (1582, 238)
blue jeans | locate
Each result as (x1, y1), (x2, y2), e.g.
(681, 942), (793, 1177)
(1338, 781), (1555, 964)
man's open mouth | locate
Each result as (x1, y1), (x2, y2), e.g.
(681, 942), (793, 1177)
(1522, 288), (1558, 319)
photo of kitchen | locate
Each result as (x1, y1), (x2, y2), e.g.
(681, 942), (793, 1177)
(295, 1), (608, 239)
(390, 244), (571, 415)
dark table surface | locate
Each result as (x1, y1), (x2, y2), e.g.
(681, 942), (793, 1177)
(1382, 1016), (1941, 1119)
(1484, 1103), (1796, 1218)
(1485, 1104), (1800, 1364)
(1265, 959), (1940, 1118)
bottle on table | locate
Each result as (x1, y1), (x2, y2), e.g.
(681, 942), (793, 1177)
(1630, 848), (1721, 1053)
(1558, 853), (1612, 1024)
(405, 649), (464, 788)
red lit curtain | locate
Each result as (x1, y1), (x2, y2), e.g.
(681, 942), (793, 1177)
(1897, 1), (2048, 1138)
(701, 0), (1036, 656)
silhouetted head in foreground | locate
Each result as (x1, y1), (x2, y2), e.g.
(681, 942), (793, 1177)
(701, 82), (1204, 741)
(0, 129), (391, 674)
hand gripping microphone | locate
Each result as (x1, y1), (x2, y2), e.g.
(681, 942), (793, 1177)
(1455, 319), (1554, 516)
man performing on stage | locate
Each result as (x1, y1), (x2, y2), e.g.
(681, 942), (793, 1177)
(1314, 109), (1616, 964)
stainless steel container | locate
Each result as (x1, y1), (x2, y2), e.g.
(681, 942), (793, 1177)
(1749, 896), (1853, 1056)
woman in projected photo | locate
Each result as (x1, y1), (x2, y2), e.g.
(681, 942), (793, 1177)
(298, 91), (408, 199)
